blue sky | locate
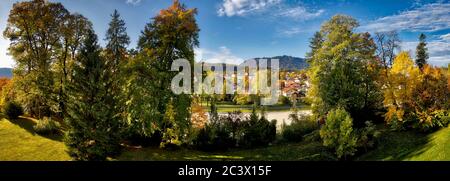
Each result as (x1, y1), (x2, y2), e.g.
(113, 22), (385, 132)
(0, 0), (449, 68)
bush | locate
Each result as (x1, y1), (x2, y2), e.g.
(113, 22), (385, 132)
(240, 118), (276, 148)
(192, 109), (277, 150)
(280, 96), (291, 105)
(281, 115), (318, 142)
(193, 122), (236, 151)
(320, 108), (358, 160)
(356, 121), (380, 152)
(4, 101), (23, 119)
(33, 117), (61, 135)
(414, 109), (450, 132)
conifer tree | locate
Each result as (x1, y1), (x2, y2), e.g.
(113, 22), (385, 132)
(105, 9), (130, 71)
(64, 30), (120, 161)
(415, 33), (429, 70)
(105, 9), (130, 136)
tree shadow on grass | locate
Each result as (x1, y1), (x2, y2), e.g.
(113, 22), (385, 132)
(8, 117), (64, 142)
(357, 128), (444, 161)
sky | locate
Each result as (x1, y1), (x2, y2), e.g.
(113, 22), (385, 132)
(0, 0), (449, 68)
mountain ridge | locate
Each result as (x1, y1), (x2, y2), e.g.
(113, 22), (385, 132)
(0, 68), (12, 78)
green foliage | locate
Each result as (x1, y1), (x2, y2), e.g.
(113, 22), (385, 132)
(193, 122), (236, 151)
(3, 0), (93, 118)
(160, 100), (182, 149)
(105, 9), (130, 69)
(124, 1), (198, 140)
(307, 15), (383, 127)
(240, 106), (277, 147)
(356, 121), (380, 152)
(415, 33), (428, 70)
(104, 9), (130, 140)
(233, 94), (253, 105)
(193, 107), (277, 150)
(281, 115), (318, 142)
(64, 30), (121, 161)
(33, 117), (61, 135)
(320, 108), (358, 159)
(4, 101), (23, 119)
(413, 110), (449, 132)
(280, 96), (291, 105)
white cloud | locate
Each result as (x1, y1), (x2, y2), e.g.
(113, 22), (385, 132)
(440, 33), (450, 41)
(277, 6), (324, 21)
(195, 46), (244, 65)
(277, 27), (303, 37)
(401, 34), (450, 67)
(0, 38), (14, 68)
(217, 0), (324, 21)
(217, 0), (281, 17)
(126, 0), (142, 6)
(361, 3), (450, 32)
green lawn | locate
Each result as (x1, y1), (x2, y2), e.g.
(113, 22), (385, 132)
(357, 125), (450, 161)
(116, 141), (334, 161)
(0, 116), (70, 161)
(1, 115), (449, 161)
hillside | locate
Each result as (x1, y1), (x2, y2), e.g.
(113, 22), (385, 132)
(0, 68), (12, 78)
(243, 55), (308, 71)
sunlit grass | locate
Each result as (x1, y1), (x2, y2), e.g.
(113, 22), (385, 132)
(357, 125), (450, 161)
(0, 116), (70, 161)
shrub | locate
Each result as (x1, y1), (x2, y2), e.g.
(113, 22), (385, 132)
(240, 117), (276, 148)
(193, 122), (236, 151)
(239, 107), (276, 147)
(33, 117), (61, 135)
(280, 96), (291, 105)
(4, 101), (23, 119)
(414, 109), (450, 132)
(356, 121), (381, 152)
(192, 108), (277, 150)
(320, 108), (358, 160)
(281, 115), (318, 142)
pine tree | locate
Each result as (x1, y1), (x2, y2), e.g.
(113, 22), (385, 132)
(415, 33), (429, 70)
(64, 30), (120, 161)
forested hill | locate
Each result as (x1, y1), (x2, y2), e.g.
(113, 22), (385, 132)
(0, 68), (12, 78)
(243, 55), (308, 71)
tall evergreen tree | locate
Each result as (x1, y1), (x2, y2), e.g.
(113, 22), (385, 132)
(415, 33), (428, 70)
(64, 30), (120, 161)
(105, 9), (130, 71)
(305, 31), (324, 64)
(104, 9), (129, 137)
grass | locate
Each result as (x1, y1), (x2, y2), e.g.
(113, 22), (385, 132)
(1, 113), (449, 161)
(357, 125), (450, 161)
(116, 141), (334, 161)
(0, 116), (70, 161)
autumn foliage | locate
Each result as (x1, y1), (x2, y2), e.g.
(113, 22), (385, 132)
(383, 52), (449, 131)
